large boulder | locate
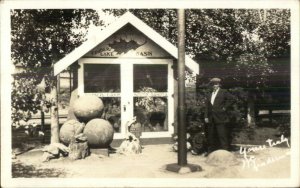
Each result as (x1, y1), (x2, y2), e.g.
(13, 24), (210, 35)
(73, 95), (104, 122)
(205, 150), (239, 167)
(83, 119), (114, 148)
(59, 119), (83, 145)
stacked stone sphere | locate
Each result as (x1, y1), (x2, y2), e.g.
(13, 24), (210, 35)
(73, 95), (104, 123)
(59, 95), (114, 148)
(59, 119), (82, 145)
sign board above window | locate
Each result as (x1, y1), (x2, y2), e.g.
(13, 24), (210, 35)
(84, 24), (171, 58)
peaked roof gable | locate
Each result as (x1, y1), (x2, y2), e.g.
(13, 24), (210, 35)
(54, 12), (199, 75)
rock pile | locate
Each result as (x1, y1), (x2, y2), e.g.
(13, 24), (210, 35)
(43, 96), (114, 161)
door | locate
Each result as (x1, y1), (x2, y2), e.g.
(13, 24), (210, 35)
(78, 58), (174, 139)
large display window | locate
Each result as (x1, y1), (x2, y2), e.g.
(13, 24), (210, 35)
(78, 58), (174, 139)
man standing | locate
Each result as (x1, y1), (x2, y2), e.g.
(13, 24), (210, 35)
(205, 78), (233, 154)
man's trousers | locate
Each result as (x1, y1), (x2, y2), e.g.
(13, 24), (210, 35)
(207, 121), (229, 153)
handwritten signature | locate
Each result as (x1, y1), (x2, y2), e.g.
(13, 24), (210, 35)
(240, 135), (290, 171)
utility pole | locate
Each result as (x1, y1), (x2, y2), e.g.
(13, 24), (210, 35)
(166, 9), (201, 174)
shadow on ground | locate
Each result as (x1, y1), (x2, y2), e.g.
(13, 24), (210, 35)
(12, 161), (66, 178)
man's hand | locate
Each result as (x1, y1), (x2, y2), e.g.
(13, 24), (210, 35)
(205, 118), (209, 123)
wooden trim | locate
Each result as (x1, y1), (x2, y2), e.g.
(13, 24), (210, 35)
(54, 12), (199, 76)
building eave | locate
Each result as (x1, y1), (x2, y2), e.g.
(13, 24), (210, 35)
(54, 12), (199, 76)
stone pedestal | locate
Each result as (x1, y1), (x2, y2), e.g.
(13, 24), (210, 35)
(166, 163), (202, 174)
(90, 148), (109, 157)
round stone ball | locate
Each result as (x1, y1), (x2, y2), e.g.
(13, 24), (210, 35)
(59, 119), (83, 145)
(73, 95), (104, 123)
(83, 119), (114, 148)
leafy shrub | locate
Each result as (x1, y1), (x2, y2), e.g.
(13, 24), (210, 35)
(11, 74), (48, 126)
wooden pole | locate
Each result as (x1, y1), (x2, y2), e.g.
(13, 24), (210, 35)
(166, 9), (201, 173)
(177, 9), (187, 166)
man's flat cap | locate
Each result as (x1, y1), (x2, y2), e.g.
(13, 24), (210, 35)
(210, 77), (221, 83)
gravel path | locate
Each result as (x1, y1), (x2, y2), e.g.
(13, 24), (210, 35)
(12, 144), (290, 179)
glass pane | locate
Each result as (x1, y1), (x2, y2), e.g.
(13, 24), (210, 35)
(100, 97), (121, 133)
(134, 64), (168, 92)
(134, 97), (168, 132)
(84, 64), (120, 93)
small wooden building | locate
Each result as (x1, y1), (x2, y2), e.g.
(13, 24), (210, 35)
(54, 12), (199, 140)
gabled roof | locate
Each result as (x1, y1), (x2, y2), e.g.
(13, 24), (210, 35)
(54, 12), (199, 76)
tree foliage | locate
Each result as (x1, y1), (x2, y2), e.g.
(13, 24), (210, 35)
(11, 74), (45, 124)
(104, 9), (290, 85)
(104, 9), (290, 128)
(11, 9), (102, 125)
(105, 9), (290, 58)
(11, 9), (102, 72)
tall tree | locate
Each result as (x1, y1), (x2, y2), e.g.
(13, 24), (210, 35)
(105, 9), (290, 125)
(11, 9), (103, 143)
(104, 9), (290, 77)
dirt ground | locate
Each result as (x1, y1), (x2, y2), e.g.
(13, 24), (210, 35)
(12, 144), (290, 179)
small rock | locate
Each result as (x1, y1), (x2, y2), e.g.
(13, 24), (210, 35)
(68, 140), (89, 160)
(52, 143), (69, 153)
(117, 134), (142, 155)
(75, 133), (87, 142)
(41, 143), (70, 162)
(42, 152), (56, 162)
(42, 145), (59, 155)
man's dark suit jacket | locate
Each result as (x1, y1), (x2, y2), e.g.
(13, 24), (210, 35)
(205, 89), (233, 124)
